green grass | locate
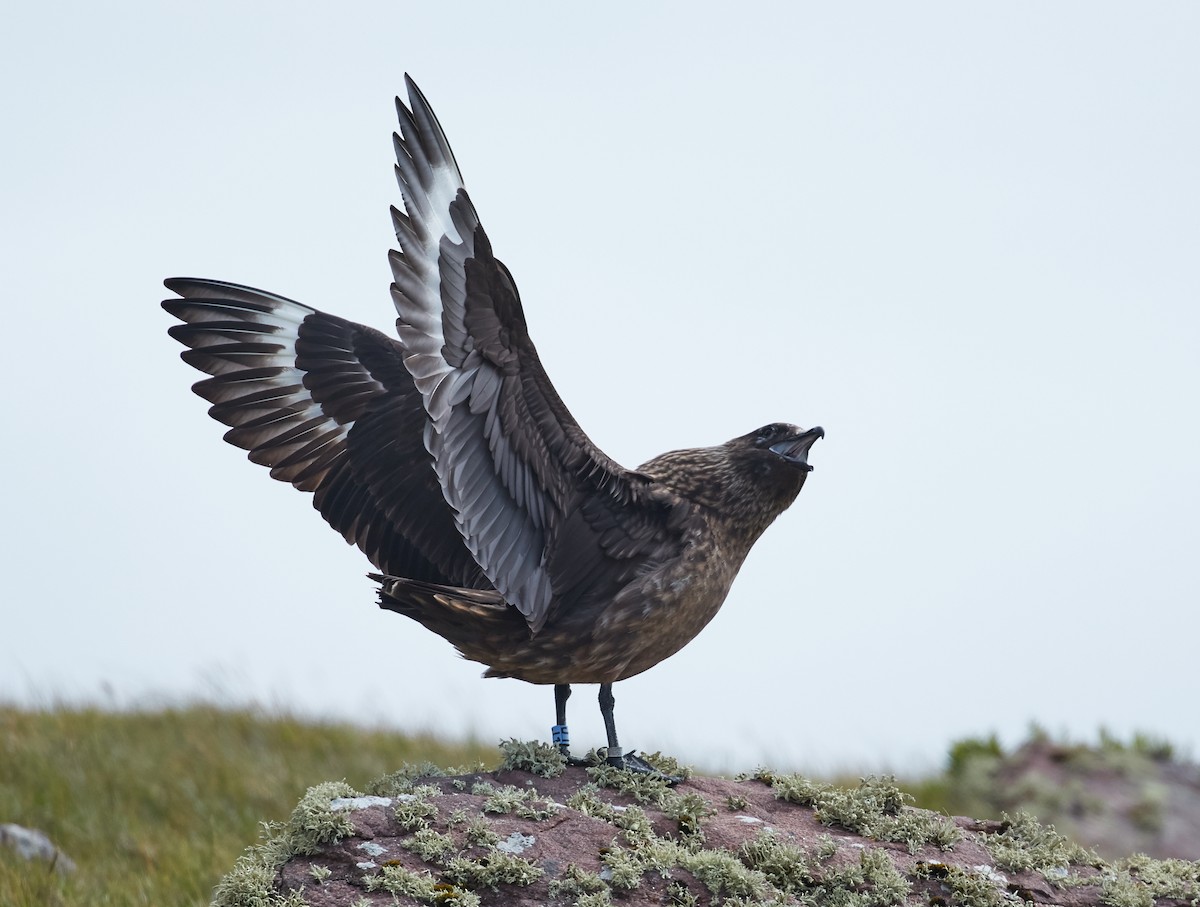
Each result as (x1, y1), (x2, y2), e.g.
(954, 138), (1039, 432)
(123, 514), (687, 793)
(0, 703), (495, 907)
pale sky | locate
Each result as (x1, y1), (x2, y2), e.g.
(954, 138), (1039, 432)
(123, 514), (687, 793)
(3, 2), (1197, 774)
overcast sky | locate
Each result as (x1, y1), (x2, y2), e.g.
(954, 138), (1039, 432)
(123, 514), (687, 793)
(3, 2), (1197, 774)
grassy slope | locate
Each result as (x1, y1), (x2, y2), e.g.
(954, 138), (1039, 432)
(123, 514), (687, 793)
(0, 704), (496, 907)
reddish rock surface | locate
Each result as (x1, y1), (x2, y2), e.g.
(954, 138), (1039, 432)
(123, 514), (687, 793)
(258, 764), (1196, 907)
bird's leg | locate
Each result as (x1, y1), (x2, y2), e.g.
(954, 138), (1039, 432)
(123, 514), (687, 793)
(598, 683), (622, 763)
(598, 683), (679, 781)
(552, 683), (573, 758)
(552, 684), (589, 766)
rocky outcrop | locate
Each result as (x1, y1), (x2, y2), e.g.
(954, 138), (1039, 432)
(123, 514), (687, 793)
(212, 744), (1200, 907)
(944, 735), (1200, 860)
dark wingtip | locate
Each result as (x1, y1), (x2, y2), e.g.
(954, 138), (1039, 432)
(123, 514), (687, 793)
(162, 277), (198, 311)
(404, 73), (425, 106)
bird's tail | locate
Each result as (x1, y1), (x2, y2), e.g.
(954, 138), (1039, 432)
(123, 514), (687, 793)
(371, 573), (528, 663)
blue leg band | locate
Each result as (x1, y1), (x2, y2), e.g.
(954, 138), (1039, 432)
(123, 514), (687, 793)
(551, 724), (570, 747)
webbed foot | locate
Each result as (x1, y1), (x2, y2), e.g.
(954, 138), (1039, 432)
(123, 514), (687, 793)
(605, 750), (682, 784)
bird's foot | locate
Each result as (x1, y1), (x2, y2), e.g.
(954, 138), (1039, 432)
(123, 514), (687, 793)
(558, 744), (591, 767)
(604, 749), (682, 785)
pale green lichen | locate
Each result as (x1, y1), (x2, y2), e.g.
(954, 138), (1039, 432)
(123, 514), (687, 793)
(498, 737), (567, 777)
(566, 785), (615, 818)
(575, 891), (614, 907)
(365, 863), (439, 898)
(587, 761), (678, 806)
(464, 817), (501, 848)
(807, 849), (910, 907)
(481, 784), (529, 813)
(402, 828), (457, 863)
(363, 866), (483, 907)
(597, 836), (808, 903)
(980, 812), (1099, 874)
(367, 761), (487, 796)
(1099, 870), (1156, 907)
(640, 751), (695, 781)
(738, 830), (813, 892)
(307, 863), (331, 883)
(679, 847), (773, 899)
(668, 880), (700, 907)
(721, 897), (792, 907)
(844, 849), (913, 907)
(442, 851), (545, 889)
(915, 861), (1009, 907)
(600, 844), (651, 890)
(360, 792), (542, 901)
(284, 780), (360, 854)
(410, 783), (446, 800)
(567, 766), (918, 906)
(754, 771), (959, 854)
(740, 831), (910, 907)
(1107, 854), (1200, 905)
(367, 762), (447, 796)
(962, 812), (1200, 907)
(612, 804), (658, 848)
(432, 882), (484, 907)
(547, 862), (609, 900)
(815, 833), (839, 860)
(212, 780), (359, 907)
(212, 856), (307, 907)
(481, 782), (557, 820)
(394, 793), (440, 831)
(665, 791), (717, 845)
(585, 760), (713, 845)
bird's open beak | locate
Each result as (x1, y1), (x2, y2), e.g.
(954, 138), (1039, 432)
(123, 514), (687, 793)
(769, 426), (824, 471)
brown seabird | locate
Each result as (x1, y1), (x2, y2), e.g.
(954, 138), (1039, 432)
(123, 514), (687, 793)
(163, 76), (823, 773)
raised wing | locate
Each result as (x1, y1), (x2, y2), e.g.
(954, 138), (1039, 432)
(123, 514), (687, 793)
(389, 76), (691, 632)
(162, 278), (488, 588)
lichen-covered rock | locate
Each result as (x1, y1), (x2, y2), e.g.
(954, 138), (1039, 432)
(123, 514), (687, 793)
(213, 745), (1200, 907)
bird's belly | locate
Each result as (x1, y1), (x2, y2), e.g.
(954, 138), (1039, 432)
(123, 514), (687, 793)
(479, 569), (732, 685)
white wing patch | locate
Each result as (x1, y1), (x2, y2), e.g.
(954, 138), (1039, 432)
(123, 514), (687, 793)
(388, 80), (555, 629)
(165, 282), (368, 494)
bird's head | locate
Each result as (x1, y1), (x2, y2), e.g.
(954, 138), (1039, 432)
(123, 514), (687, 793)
(726, 422), (824, 497)
(639, 423), (823, 538)
(734, 422), (824, 470)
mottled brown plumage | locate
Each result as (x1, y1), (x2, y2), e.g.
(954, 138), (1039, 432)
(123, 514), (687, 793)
(163, 77), (822, 771)
(374, 424), (822, 686)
